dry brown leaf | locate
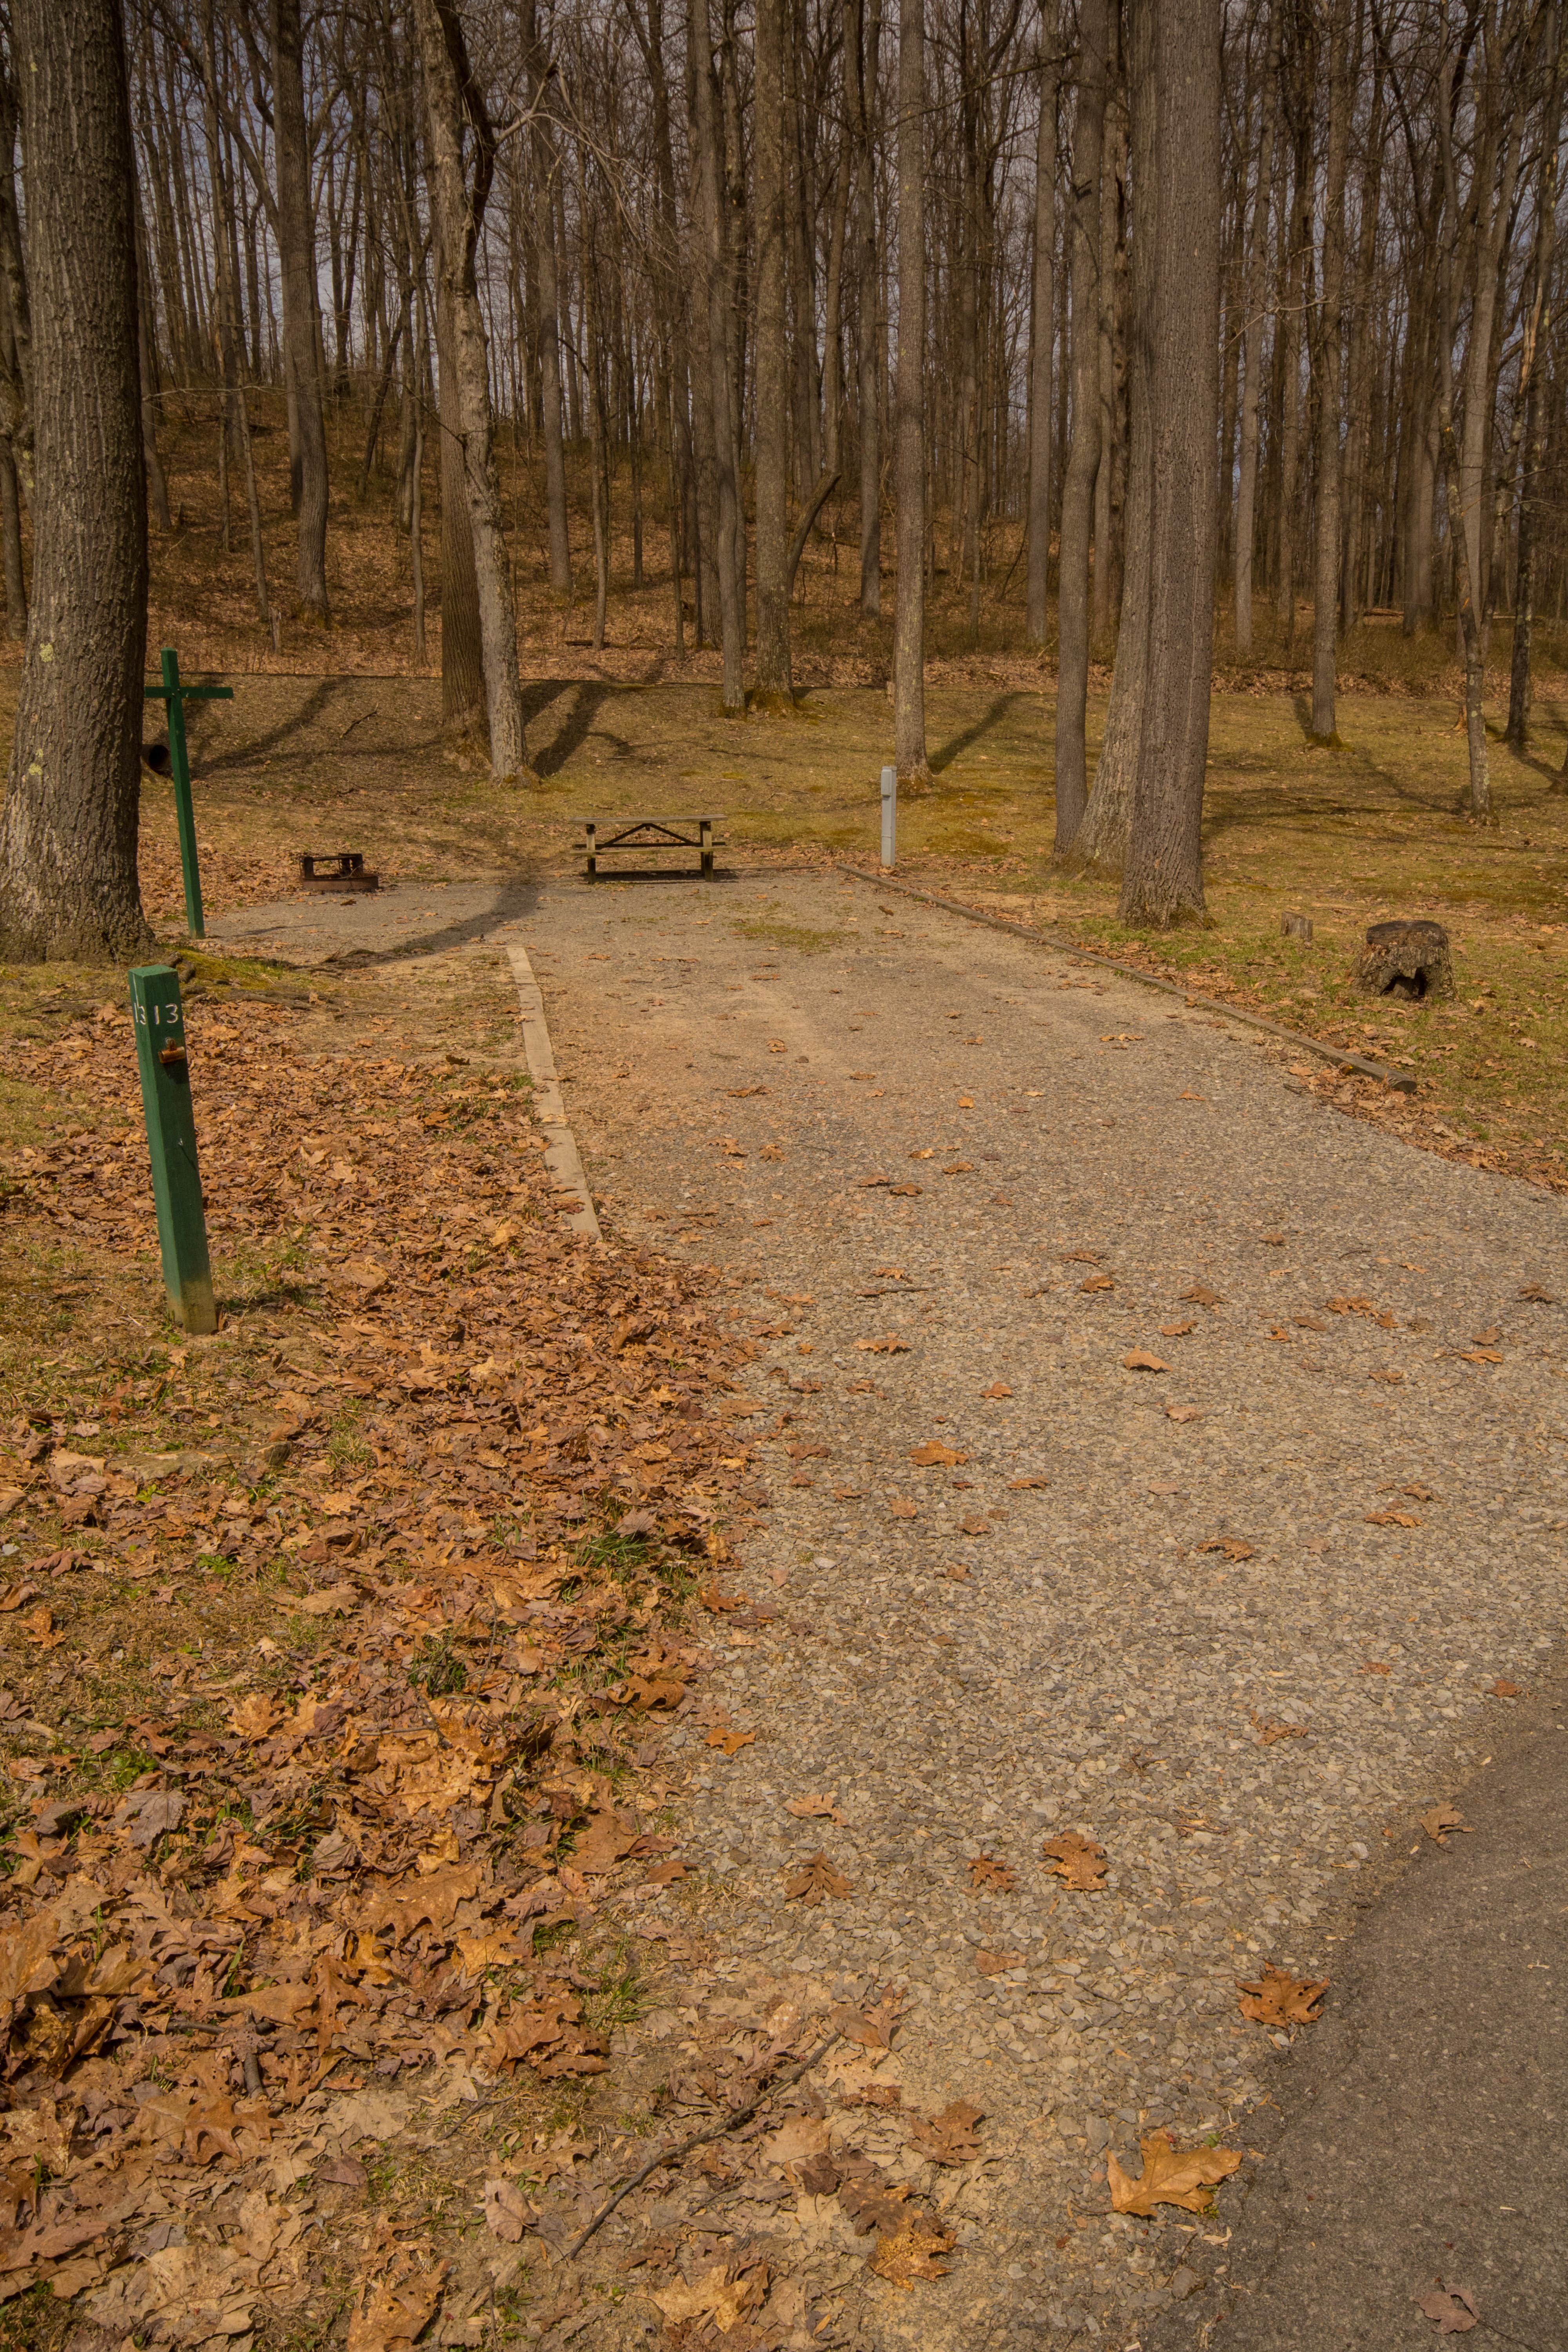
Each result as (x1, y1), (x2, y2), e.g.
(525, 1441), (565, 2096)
(1181, 1284), (1225, 1306)
(974, 1948), (1022, 1976)
(1250, 1712), (1307, 1744)
(1415, 2282), (1479, 2334)
(1160, 1320), (1196, 1338)
(1198, 1535), (1255, 1561)
(1166, 1404), (1205, 1422)
(1361, 1659), (1392, 1675)
(909, 1440), (968, 1467)
(1042, 1831), (1107, 1890)
(786, 1791), (846, 1822)
(831, 1989), (903, 2048)
(706, 1726), (757, 1757)
(652, 2262), (768, 2330)
(886, 1498), (920, 1518)
(1517, 1282), (1555, 1303)
(483, 2178), (532, 2243)
(1419, 1805), (1472, 1845)
(782, 1851), (852, 1905)
(1487, 1678), (1521, 1699)
(869, 2218), (955, 2288)
(1080, 1273), (1115, 1292)
(1008, 1474), (1048, 1488)
(1122, 1350), (1169, 1372)
(967, 1853), (1017, 1892)
(1236, 1965), (1328, 2026)
(982, 1382), (1013, 1398)
(698, 1581), (747, 1612)
(908, 2099), (985, 2164)
(856, 1334), (912, 1354)
(347, 2260), (447, 2352)
(1366, 1509), (1422, 1527)
(766, 2113), (831, 2169)
(1107, 2130), (1242, 2216)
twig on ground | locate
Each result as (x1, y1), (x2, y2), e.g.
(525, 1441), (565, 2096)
(561, 2024), (844, 2261)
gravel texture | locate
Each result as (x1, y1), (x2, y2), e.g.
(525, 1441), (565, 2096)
(521, 867), (1568, 2348)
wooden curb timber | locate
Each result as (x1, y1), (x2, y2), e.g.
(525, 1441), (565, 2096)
(501, 940), (603, 1240)
(836, 864), (1418, 1095)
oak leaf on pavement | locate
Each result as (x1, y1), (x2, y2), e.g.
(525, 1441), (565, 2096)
(869, 2218), (955, 2288)
(1042, 1831), (1107, 1890)
(909, 1441), (968, 1467)
(1107, 2130), (1242, 2216)
(1236, 1966), (1328, 2026)
(1123, 1351), (1168, 1372)
(909, 2100), (985, 2164)
(1415, 2283), (1479, 2334)
(967, 1853), (1017, 1893)
(1419, 1806), (1471, 1845)
(783, 1851), (852, 1905)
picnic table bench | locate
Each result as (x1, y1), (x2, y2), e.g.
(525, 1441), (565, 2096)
(581, 816), (721, 880)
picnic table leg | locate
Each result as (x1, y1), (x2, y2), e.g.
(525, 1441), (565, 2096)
(585, 822), (597, 880)
(700, 818), (713, 879)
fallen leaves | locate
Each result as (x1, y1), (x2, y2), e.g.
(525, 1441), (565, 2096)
(869, 2218), (956, 2288)
(1517, 1281), (1555, 1303)
(782, 1851), (853, 1905)
(1080, 1272), (1115, 1293)
(652, 2261), (769, 2330)
(1236, 1966), (1328, 2026)
(1486, 1677), (1521, 1699)
(1160, 1319), (1196, 1338)
(909, 1439), (968, 1467)
(908, 2100), (984, 2164)
(1419, 1805), (1472, 1845)
(1180, 1284), (1225, 1307)
(1042, 1831), (1107, 1891)
(1107, 2131), (1243, 2217)
(974, 1949), (1022, 1976)
(1250, 1712), (1307, 1744)
(1122, 1351), (1169, 1373)
(856, 1334), (912, 1354)
(1166, 1403), (1205, 1423)
(966, 1853), (1017, 1893)
(1198, 1535), (1255, 1562)
(1415, 2281), (1479, 2334)
(1007, 1473), (1048, 1488)
(982, 1381), (1013, 1398)
(786, 1791), (846, 1822)
(482, 2178), (532, 2243)
(705, 1724), (757, 1757)
(347, 2259), (448, 2352)
(1365, 1509), (1423, 1527)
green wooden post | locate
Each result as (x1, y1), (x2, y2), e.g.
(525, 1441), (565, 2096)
(128, 965), (217, 1336)
(143, 648), (233, 941)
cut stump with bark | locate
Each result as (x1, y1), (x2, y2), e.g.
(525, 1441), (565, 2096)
(1355, 919), (1452, 1001)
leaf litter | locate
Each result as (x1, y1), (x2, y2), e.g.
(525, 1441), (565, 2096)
(0, 981), (992, 2340)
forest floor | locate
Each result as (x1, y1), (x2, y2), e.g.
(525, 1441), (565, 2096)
(2, 617), (1567, 2349)
(74, 663), (1568, 1192)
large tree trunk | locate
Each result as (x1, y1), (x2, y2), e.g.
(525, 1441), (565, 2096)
(270, 0), (330, 620)
(416, 0), (528, 777)
(1053, 0), (1107, 850)
(753, 0), (791, 697)
(435, 269), (484, 729)
(851, 0), (883, 617)
(0, 0), (149, 964)
(1071, 0), (1152, 871)
(893, 0), (928, 778)
(693, 0), (744, 711)
(1309, 0), (1350, 741)
(1234, 0), (1278, 654)
(1025, 13), (1058, 649)
(521, 0), (572, 598)
(1119, 0), (1220, 926)
(1508, 7), (1563, 750)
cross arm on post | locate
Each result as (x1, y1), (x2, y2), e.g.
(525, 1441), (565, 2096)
(141, 647), (232, 941)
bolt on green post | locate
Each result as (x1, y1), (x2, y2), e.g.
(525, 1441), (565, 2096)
(128, 965), (217, 1335)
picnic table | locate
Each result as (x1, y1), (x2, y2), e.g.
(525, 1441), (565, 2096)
(581, 816), (720, 880)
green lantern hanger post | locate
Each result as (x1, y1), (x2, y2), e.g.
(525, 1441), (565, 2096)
(128, 964), (217, 1335)
(143, 647), (232, 940)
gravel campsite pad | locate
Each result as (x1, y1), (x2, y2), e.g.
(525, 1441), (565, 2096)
(521, 865), (1566, 2348)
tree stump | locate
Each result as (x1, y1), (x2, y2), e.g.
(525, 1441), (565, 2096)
(1356, 918), (1453, 1001)
(1281, 911), (1313, 942)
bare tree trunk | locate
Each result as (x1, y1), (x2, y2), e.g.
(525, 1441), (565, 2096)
(852, 0), (883, 616)
(894, 0), (929, 777)
(1234, 0), (1279, 654)
(1092, 5), (1122, 640)
(694, 0), (744, 710)
(1025, 12), (1058, 648)
(1309, 0), (1350, 741)
(522, 0), (572, 597)
(0, 0), (150, 963)
(417, 0), (528, 777)
(411, 266), (428, 666)
(271, 0), (330, 620)
(1339, 60), (1383, 631)
(1053, 0), (1107, 849)
(1120, 0), (1220, 926)
(754, 0), (791, 696)
(1508, 3), (1563, 749)
(1073, 0), (1152, 869)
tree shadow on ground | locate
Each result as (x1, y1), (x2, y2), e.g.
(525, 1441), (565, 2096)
(187, 677), (342, 775)
(929, 691), (1029, 774)
(525, 681), (632, 777)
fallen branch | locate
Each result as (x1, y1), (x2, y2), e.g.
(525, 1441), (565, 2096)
(561, 2024), (844, 2261)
